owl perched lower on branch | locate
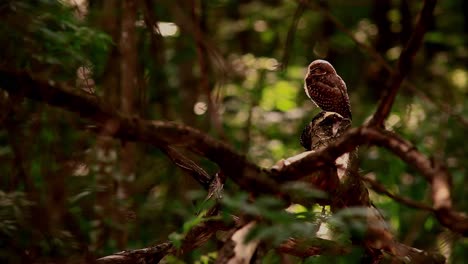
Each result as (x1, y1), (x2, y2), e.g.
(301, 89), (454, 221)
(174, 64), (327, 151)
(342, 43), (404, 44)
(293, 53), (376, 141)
(300, 111), (352, 180)
(304, 60), (352, 120)
(300, 111), (351, 151)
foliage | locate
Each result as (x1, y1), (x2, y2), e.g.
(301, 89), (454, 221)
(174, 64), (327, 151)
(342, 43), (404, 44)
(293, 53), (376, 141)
(0, 0), (112, 77)
(0, 0), (467, 263)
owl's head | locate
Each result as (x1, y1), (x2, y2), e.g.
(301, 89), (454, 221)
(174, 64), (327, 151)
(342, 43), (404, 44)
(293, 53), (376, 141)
(312, 111), (350, 137)
(300, 111), (351, 151)
(307, 59), (337, 77)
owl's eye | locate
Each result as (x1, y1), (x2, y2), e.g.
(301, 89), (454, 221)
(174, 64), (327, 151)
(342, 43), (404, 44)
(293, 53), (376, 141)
(310, 67), (326, 75)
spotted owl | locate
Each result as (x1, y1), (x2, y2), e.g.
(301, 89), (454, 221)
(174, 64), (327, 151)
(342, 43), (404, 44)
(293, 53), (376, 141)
(300, 111), (351, 151)
(304, 60), (352, 119)
(300, 111), (352, 181)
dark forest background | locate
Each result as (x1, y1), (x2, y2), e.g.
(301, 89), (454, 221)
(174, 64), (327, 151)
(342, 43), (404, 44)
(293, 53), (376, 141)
(0, 0), (467, 263)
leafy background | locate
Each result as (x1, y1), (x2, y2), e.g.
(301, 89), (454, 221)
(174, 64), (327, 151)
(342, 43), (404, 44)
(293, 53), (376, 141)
(0, 0), (466, 263)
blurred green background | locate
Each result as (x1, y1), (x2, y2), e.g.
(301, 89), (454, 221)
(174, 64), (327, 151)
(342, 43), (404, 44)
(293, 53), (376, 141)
(0, 0), (466, 263)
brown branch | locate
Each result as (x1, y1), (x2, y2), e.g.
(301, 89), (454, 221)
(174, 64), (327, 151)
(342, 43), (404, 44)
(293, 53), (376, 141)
(369, 0), (437, 126)
(358, 128), (467, 235)
(0, 69), (460, 264)
(1, 69), (466, 236)
(0, 69), (283, 198)
(272, 126), (468, 235)
(96, 242), (172, 264)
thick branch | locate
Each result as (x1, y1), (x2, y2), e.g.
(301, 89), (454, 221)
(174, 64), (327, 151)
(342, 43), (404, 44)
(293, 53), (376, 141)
(1, 69), (466, 235)
(0, 69), (284, 197)
(272, 126), (467, 235)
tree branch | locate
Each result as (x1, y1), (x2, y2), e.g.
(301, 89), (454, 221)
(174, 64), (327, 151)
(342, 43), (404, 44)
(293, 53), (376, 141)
(370, 0), (437, 126)
(1, 69), (466, 236)
(96, 243), (172, 264)
(272, 126), (467, 235)
(1, 68), (461, 264)
(0, 69), (286, 198)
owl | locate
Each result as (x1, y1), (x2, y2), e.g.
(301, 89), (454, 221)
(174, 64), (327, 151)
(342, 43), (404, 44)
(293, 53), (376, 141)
(300, 111), (352, 180)
(300, 111), (351, 151)
(304, 60), (352, 120)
